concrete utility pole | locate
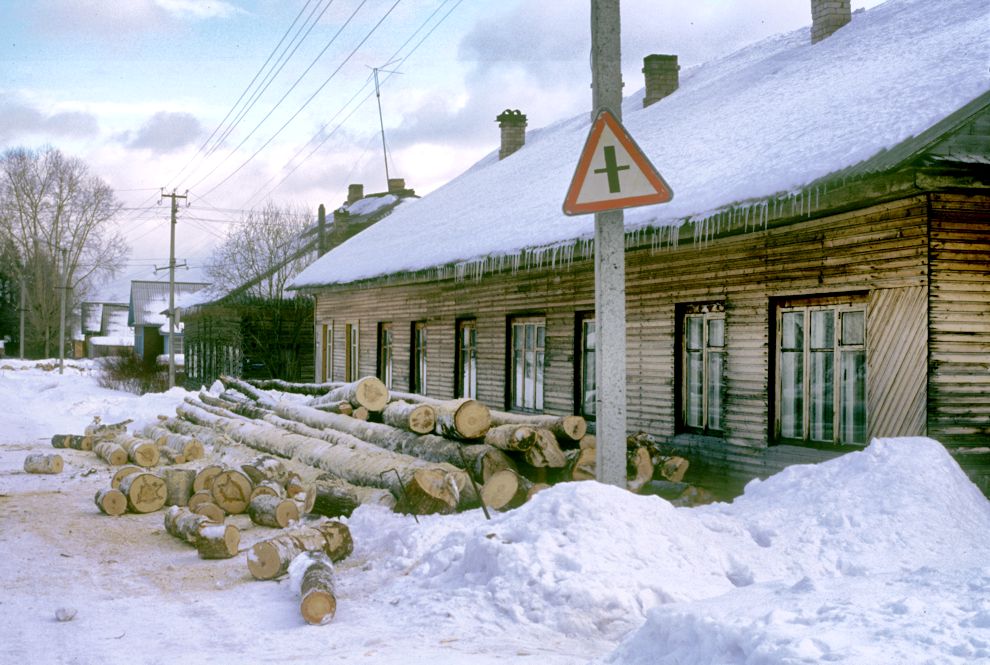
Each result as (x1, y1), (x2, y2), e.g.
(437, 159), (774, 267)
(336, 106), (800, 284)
(160, 189), (187, 389)
(590, 0), (627, 487)
(58, 247), (68, 374)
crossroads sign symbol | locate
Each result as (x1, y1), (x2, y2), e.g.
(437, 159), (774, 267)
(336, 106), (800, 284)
(563, 109), (673, 215)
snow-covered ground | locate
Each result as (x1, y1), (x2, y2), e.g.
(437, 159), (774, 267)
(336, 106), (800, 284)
(1, 360), (988, 664)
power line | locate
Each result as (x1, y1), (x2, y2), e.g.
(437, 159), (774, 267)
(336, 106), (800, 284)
(196, 0), (404, 199)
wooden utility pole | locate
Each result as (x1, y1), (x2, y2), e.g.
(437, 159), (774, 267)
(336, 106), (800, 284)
(160, 190), (187, 389)
(19, 277), (25, 359)
(590, 0), (627, 487)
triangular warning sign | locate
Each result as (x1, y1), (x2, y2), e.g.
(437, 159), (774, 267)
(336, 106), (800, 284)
(563, 110), (672, 216)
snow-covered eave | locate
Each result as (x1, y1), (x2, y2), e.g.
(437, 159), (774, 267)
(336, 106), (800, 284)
(292, 161), (969, 293)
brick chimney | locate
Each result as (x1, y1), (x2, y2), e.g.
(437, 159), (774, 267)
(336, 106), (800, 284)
(496, 109), (527, 160)
(811, 0), (851, 43)
(642, 54), (679, 108)
(346, 183), (364, 205)
(387, 178), (406, 194)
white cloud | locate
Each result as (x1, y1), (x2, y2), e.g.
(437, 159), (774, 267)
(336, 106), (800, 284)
(154, 0), (246, 21)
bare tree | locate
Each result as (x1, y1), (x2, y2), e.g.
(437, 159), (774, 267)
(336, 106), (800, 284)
(205, 200), (315, 300)
(0, 146), (129, 357)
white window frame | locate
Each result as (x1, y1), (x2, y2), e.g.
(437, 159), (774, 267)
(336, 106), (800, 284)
(510, 316), (545, 412)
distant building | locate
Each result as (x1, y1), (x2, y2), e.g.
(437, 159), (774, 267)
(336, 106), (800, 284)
(81, 301), (132, 357)
(128, 280), (209, 365)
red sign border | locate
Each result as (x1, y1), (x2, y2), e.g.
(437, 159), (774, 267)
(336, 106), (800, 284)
(562, 109), (673, 216)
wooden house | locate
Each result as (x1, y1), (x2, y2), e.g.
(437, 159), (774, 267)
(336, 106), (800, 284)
(81, 301), (132, 357)
(128, 280), (209, 365)
(183, 183), (415, 387)
(288, 0), (990, 495)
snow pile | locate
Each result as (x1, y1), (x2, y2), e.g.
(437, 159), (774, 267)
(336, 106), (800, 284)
(291, 0), (990, 287)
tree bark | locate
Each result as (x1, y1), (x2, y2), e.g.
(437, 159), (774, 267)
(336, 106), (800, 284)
(248, 494), (300, 528)
(381, 400), (436, 435)
(118, 472), (167, 513)
(23, 453), (62, 474)
(316, 377), (389, 412)
(94, 440), (128, 467)
(164, 506), (212, 544)
(247, 521), (353, 580)
(196, 524), (240, 559)
(309, 477), (396, 518)
(488, 411), (587, 445)
(162, 468), (197, 507)
(296, 554), (337, 625)
(94, 488), (126, 516)
(483, 424), (537, 452)
(113, 434), (160, 468)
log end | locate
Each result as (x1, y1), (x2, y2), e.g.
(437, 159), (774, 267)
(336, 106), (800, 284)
(300, 589), (336, 625)
(247, 541), (280, 580)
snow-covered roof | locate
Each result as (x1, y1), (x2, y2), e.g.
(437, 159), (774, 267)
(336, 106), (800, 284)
(290, 0), (990, 289)
(128, 280), (209, 327)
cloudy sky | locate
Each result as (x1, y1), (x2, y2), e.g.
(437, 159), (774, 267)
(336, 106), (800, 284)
(1, 0), (884, 298)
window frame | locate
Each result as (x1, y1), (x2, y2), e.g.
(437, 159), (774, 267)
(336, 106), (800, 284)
(677, 302), (726, 436)
(377, 322), (393, 389)
(575, 312), (596, 420)
(320, 322), (334, 383)
(411, 321), (427, 394)
(773, 295), (868, 447)
(508, 315), (546, 413)
(345, 322), (359, 382)
(455, 318), (477, 399)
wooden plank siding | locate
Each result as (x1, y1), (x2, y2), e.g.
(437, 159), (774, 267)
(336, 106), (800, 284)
(927, 192), (990, 446)
(312, 193), (953, 492)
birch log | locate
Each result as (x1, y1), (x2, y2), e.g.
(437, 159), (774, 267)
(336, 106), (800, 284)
(381, 400), (436, 435)
(488, 411), (587, 445)
(112, 465), (142, 489)
(164, 506), (212, 544)
(119, 472), (167, 513)
(50, 434), (92, 451)
(309, 477), (396, 518)
(114, 434), (160, 468)
(196, 524), (240, 559)
(95, 440), (128, 467)
(294, 554), (337, 625)
(162, 468), (197, 506)
(248, 494), (299, 528)
(193, 464), (224, 492)
(247, 521), (353, 580)
(161, 417), (231, 449)
(481, 469), (534, 511)
(94, 488), (127, 516)
(311, 401), (353, 416)
(319, 377), (389, 412)
(180, 400), (474, 513)
(23, 453), (63, 474)
(522, 429), (567, 468)
(483, 424), (538, 452)
(210, 469), (254, 514)
(140, 424), (205, 461)
(192, 502), (226, 523)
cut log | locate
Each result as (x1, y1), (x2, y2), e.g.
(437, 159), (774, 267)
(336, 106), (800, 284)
(187, 489), (214, 511)
(433, 398), (490, 440)
(23, 453), (63, 474)
(85, 417), (132, 437)
(398, 467), (462, 515)
(488, 411), (587, 445)
(200, 391), (271, 420)
(247, 521), (354, 580)
(196, 524), (240, 559)
(527, 482), (550, 501)
(161, 468), (197, 506)
(247, 494), (300, 528)
(118, 472), (167, 513)
(250, 480), (283, 500)
(381, 400), (436, 435)
(94, 440), (128, 467)
(50, 434), (92, 451)
(94, 488), (127, 516)
(483, 424), (537, 451)
(320, 377), (389, 412)
(579, 434), (596, 449)
(465, 444), (517, 484)
(311, 400), (353, 416)
(164, 506), (212, 544)
(114, 434), (160, 468)
(181, 399), (476, 510)
(191, 501), (225, 523)
(309, 477), (396, 518)
(481, 469), (533, 511)
(193, 464), (224, 492)
(111, 465), (142, 489)
(248, 378), (334, 395)
(351, 406), (369, 421)
(139, 424), (205, 461)
(627, 446), (655, 492)
(161, 417), (231, 449)
(657, 456), (690, 484)
(296, 554), (337, 625)
(209, 469), (254, 514)
(285, 473), (306, 499)
(567, 445), (597, 481)
(523, 429), (567, 468)
(240, 455), (288, 486)
(218, 375), (279, 408)
(157, 447), (185, 466)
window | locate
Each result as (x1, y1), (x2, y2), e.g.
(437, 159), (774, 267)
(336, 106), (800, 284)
(679, 303), (725, 434)
(345, 322), (359, 382)
(320, 323), (334, 382)
(776, 298), (867, 445)
(456, 319), (477, 399)
(510, 317), (545, 412)
(411, 322), (427, 394)
(577, 313), (596, 419)
(377, 323), (393, 389)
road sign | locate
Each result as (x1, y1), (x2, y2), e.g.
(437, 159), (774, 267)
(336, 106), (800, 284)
(562, 109), (673, 215)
